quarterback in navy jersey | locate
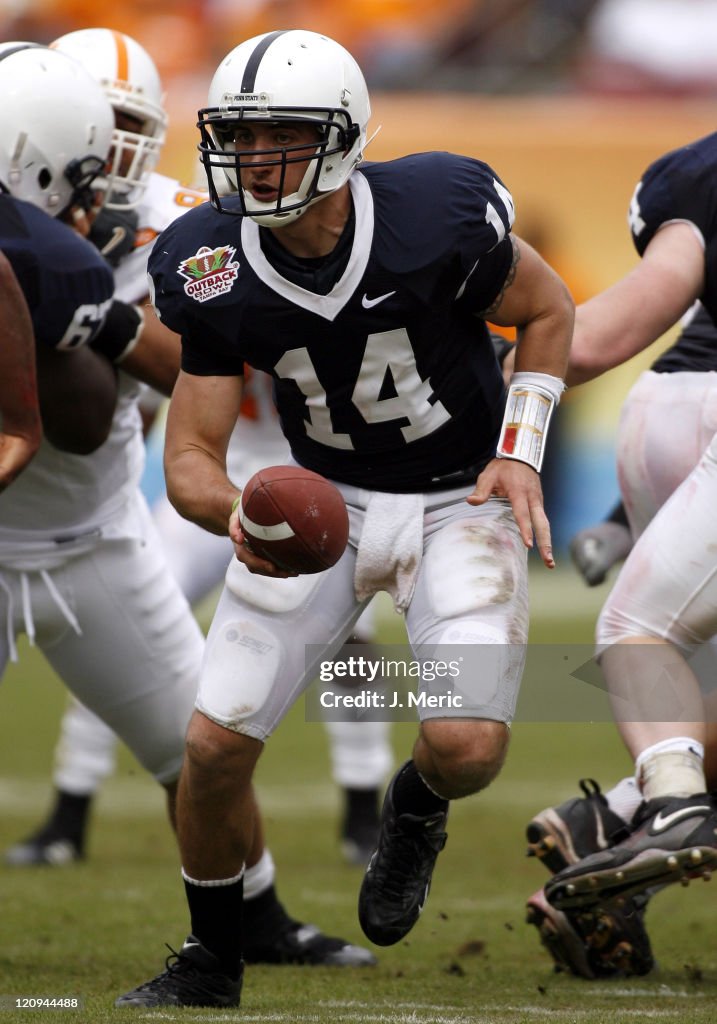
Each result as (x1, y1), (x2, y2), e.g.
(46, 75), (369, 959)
(522, 130), (717, 974)
(150, 152), (515, 492)
(120, 29), (573, 1009)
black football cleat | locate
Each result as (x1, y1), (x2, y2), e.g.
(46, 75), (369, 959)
(546, 794), (717, 910)
(358, 769), (448, 946)
(243, 919), (376, 966)
(115, 936), (242, 1008)
(526, 887), (654, 978)
(526, 778), (629, 875)
(4, 834), (83, 867)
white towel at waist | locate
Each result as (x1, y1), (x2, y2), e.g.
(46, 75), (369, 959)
(354, 491), (424, 613)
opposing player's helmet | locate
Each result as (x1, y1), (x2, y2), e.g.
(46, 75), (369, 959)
(197, 29), (370, 226)
(0, 43), (113, 218)
(51, 28), (168, 210)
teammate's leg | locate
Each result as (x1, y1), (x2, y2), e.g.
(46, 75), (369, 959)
(5, 697), (116, 865)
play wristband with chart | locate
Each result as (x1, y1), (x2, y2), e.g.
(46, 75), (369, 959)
(496, 371), (565, 473)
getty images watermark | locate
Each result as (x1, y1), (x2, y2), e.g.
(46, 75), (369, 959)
(318, 653), (465, 713)
(303, 642), (717, 723)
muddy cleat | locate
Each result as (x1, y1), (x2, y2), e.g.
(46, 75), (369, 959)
(526, 779), (629, 875)
(358, 773), (448, 946)
(115, 936), (243, 1008)
(546, 794), (717, 910)
(4, 835), (83, 867)
(526, 887), (654, 978)
(244, 920), (376, 966)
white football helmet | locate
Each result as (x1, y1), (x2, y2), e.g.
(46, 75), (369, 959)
(0, 43), (114, 218)
(198, 29), (371, 226)
(51, 28), (168, 210)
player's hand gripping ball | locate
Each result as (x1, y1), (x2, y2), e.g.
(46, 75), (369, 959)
(238, 465), (349, 574)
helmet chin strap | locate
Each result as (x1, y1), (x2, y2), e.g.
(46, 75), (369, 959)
(244, 201), (308, 226)
(364, 124), (382, 150)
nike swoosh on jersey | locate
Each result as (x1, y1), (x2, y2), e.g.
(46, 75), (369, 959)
(100, 226), (127, 257)
(650, 804), (712, 832)
(362, 290), (396, 309)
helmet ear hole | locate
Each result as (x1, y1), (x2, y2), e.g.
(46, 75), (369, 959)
(0, 44), (114, 218)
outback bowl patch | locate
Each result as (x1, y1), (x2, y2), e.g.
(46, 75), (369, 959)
(178, 244), (239, 302)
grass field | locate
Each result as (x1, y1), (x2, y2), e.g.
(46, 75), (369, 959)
(1, 566), (716, 1023)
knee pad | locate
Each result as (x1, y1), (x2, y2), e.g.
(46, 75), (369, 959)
(198, 616), (282, 727)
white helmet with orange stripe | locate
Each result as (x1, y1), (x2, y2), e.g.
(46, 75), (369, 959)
(51, 28), (168, 210)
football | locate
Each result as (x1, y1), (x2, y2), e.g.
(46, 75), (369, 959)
(238, 465), (349, 574)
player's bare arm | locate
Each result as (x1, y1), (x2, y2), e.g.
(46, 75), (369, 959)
(165, 370), (295, 578)
(35, 344), (119, 455)
(0, 251), (42, 490)
(164, 369), (244, 536)
(485, 236), (573, 378)
(469, 236), (574, 569)
(568, 222), (705, 386)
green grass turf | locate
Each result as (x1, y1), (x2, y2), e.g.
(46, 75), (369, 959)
(0, 567), (716, 1022)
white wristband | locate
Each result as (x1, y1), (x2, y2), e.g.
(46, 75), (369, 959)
(496, 371), (565, 473)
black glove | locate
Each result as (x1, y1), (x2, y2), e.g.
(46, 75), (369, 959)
(89, 200), (139, 268)
(569, 520), (633, 587)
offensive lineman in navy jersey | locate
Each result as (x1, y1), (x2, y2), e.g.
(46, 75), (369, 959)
(518, 131), (717, 969)
(0, 43), (120, 481)
(118, 29), (573, 1008)
(0, 195), (121, 451)
(570, 304), (717, 589)
(525, 304), (717, 980)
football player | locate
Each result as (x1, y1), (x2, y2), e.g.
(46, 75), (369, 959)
(4, 21), (389, 874)
(526, 130), (717, 956)
(116, 29), (572, 1008)
(526, 301), (717, 977)
(0, 42), (120, 472)
(2, 27), (376, 970)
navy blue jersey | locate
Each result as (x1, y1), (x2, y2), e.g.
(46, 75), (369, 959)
(0, 195), (114, 350)
(149, 152), (516, 491)
(651, 302), (717, 373)
(629, 132), (717, 335)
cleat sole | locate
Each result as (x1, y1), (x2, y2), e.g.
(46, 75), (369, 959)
(547, 847), (717, 910)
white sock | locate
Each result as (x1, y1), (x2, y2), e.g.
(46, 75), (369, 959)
(635, 737), (706, 801)
(243, 848), (276, 901)
(181, 865), (244, 887)
(604, 776), (642, 822)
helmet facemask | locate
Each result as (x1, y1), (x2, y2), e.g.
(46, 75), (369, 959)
(104, 118), (164, 210)
(50, 29), (168, 211)
(197, 105), (361, 226)
(63, 153), (108, 213)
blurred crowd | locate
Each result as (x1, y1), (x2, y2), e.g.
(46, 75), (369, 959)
(5, 0), (717, 97)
